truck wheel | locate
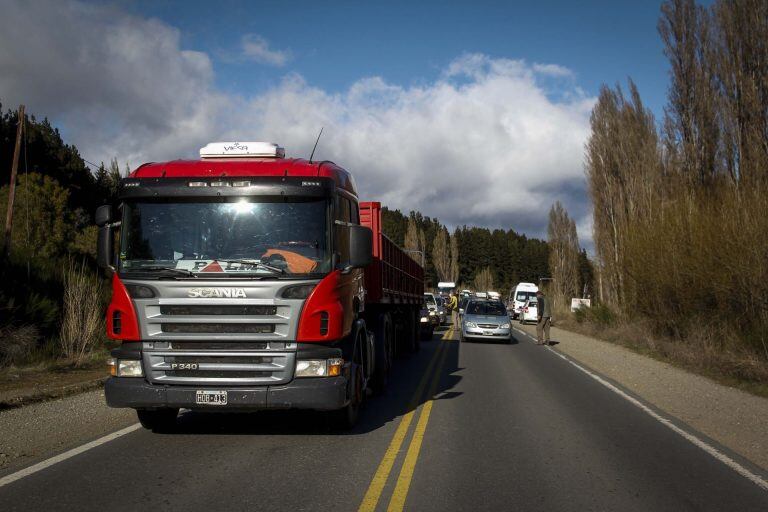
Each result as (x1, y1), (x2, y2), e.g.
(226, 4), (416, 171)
(330, 327), (366, 430)
(370, 314), (393, 395)
(136, 408), (179, 433)
(411, 310), (421, 352)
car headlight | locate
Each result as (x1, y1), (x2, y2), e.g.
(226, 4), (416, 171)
(429, 310), (436, 316)
(296, 358), (343, 378)
(500, 323), (510, 329)
(465, 321), (477, 328)
(108, 357), (144, 377)
(420, 316), (428, 323)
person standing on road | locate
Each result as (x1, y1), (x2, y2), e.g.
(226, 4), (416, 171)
(536, 290), (552, 345)
(448, 293), (459, 329)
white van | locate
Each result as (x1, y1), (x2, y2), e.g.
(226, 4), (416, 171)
(508, 282), (538, 319)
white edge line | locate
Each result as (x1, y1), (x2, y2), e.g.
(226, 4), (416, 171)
(0, 423), (142, 488)
(512, 327), (768, 492)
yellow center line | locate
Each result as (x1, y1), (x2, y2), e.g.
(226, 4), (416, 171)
(357, 335), (447, 512)
(386, 336), (450, 511)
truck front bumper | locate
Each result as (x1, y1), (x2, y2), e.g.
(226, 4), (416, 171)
(105, 376), (348, 411)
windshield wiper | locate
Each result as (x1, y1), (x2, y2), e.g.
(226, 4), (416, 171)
(127, 266), (198, 278)
(213, 259), (286, 275)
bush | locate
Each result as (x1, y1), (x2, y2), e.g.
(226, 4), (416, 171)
(59, 259), (106, 366)
(574, 303), (616, 327)
(0, 324), (39, 367)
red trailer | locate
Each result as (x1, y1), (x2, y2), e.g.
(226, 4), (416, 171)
(359, 202), (424, 392)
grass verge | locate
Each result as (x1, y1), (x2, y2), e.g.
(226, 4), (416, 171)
(555, 314), (768, 399)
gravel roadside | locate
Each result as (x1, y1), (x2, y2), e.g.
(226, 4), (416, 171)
(516, 322), (768, 471)
(0, 389), (136, 475)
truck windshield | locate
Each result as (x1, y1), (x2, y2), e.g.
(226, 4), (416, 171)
(119, 199), (330, 277)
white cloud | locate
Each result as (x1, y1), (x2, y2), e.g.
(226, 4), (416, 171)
(241, 34), (291, 66)
(532, 63), (574, 77)
(0, 0), (595, 246)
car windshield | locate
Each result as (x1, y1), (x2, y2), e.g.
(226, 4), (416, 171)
(120, 199), (330, 277)
(466, 301), (508, 316)
(425, 295), (436, 305)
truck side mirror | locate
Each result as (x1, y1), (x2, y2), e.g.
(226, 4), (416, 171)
(95, 205), (111, 227)
(95, 205), (114, 271)
(349, 225), (373, 268)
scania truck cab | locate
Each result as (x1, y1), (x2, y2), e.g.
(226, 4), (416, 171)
(96, 142), (377, 430)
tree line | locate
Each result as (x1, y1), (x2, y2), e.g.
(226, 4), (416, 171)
(381, 207), (556, 297)
(585, 0), (768, 359)
(0, 104), (124, 366)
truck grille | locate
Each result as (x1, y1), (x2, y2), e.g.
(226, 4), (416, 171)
(160, 305), (277, 316)
(170, 341), (271, 351)
(160, 323), (275, 334)
(143, 349), (295, 386)
(139, 300), (291, 341)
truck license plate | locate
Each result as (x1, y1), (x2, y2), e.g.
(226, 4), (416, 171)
(196, 390), (227, 405)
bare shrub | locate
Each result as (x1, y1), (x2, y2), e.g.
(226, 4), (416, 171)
(59, 260), (105, 366)
(0, 324), (39, 367)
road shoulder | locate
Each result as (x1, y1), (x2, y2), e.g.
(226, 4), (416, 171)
(517, 322), (768, 471)
(0, 389), (136, 474)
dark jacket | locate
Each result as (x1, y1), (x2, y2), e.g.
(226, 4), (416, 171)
(538, 296), (552, 318)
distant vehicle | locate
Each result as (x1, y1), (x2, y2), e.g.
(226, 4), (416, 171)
(487, 291), (500, 300)
(458, 295), (471, 317)
(519, 299), (539, 324)
(419, 298), (438, 340)
(460, 300), (512, 343)
(474, 291), (488, 299)
(437, 281), (456, 296)
(434, 296), (448, 325)
(424, 292), (438, 312)
(509, 282), (538, 319)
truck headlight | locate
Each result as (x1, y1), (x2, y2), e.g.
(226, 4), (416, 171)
(296, 358), (344, 378)
(117, 359), (143, 377)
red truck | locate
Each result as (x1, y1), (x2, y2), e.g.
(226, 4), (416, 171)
(96, 141), (423, 431)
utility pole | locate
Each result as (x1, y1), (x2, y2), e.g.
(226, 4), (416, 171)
(3, 104), (24, 260)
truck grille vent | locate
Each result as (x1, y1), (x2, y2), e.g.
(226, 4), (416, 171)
(143, 350), (295, 386)
(167, 370), (271, 379)
(160, 305), (277, 316)
(170, 341), (271, 351)
(167, 355), (273, 365)
(112, 311), (122, 334)
(320, 311), (329, 335)
(161, 323), (275, 334)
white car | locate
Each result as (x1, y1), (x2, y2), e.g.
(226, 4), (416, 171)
(519, 299), (538, 324)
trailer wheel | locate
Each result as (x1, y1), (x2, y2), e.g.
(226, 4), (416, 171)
(136, 408), (179, 433)
(401, 309), (419, 353)
(370, 313), (393, 395)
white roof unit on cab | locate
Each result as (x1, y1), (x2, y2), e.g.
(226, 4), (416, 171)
(200, 142), (285, 159)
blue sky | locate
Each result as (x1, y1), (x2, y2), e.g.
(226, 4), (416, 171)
(125, 0), (671, 117)
(1, 0), (680, 247)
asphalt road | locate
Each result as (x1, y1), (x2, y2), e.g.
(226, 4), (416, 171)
(0, 328), (766, 511)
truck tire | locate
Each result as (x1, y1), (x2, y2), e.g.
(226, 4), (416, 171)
(370, 313), (393, 395)
(136, 408), (179, 433)
(330, 324), (366, 430)
(398, 309), (419, 353)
